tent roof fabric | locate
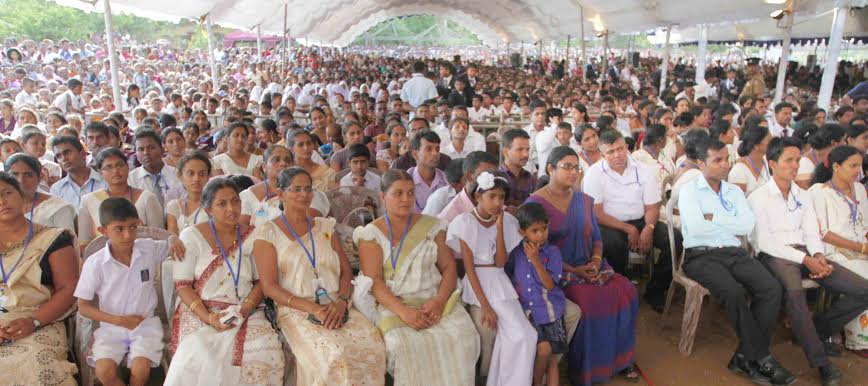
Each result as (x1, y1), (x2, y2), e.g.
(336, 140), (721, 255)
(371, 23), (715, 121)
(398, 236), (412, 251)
(55, 0), (868, 47)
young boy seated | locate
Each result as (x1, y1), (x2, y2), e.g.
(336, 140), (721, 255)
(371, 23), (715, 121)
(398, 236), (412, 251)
(73, 197), (185, 386)
(508, 203), (568, 386)
(338, 143), (381, 191)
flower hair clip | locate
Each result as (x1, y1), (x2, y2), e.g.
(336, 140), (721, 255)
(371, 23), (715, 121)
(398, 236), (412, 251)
(476, 171), (507, 192)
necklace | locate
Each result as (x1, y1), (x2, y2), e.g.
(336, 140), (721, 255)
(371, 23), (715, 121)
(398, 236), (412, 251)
(473, 208), (495, 222)
(182, 195), (202, 229)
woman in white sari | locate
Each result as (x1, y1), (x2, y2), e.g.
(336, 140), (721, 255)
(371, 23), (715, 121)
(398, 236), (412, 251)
(166, 178), (285, 385)
(254, 167), (385, 385)
(354, 170), (480, 386)
(808, 146), (868, 355)
(4, 154), (75, 232)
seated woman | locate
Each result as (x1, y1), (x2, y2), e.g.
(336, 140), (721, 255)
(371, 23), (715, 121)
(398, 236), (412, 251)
(4, 153), (75, 232)
(526, 146), (640, 385)
(166, 178), (284, 385)
(211, 122), (265, 180)
(795, 124), (845, 189)
(728, 123), (771, 196)
(354, 170), (480, 385)
(809, 145), (868, 356)
(240, 145), (329, 227)
(78, 148), (163, 252)
(253, 167), (386, 385)
(166, 151), (211, 236)
(632, 124), (675, 188)
(287, 129), (336, 191)
(0, 172), (79, 385)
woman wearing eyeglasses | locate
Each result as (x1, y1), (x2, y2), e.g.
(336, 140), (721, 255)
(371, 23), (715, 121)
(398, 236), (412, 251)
(77, 148), (163, 253)
(527, 146), (640, 385)
(165, 178), (284, 385)
(253, 167), (385, 385)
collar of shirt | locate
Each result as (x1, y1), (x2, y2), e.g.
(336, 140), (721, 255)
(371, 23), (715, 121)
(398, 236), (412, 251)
(411, 166), (446, 188)
(61, 168), (104, 189)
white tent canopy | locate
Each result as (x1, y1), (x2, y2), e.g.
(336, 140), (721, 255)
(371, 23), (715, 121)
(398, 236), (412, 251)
(55, 0), (867, 48)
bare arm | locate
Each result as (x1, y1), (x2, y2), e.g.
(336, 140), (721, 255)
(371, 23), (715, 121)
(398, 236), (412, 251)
(166, 213), (180, 236)
(494, 216), (507, 267)
(357, 239), (406, 315)
(33, 244), (79, 325)
(460, 240), (490, 308)
(251, 239), (322, 314)
(821, 231), (864, 255)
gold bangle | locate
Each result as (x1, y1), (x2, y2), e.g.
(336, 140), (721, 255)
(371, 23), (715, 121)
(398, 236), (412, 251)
(861, 243), (866, 254)
(286, 294), (294, 308)
(591, 255), (602, 262)
(243, 298), (257, 308)
(189, 300), (202, 314)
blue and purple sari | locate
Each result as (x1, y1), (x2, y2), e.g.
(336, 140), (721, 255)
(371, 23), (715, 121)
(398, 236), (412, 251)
(527, 192), (639, 386)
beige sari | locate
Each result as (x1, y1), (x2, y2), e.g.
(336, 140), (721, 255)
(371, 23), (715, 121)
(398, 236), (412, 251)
(0, 227), (78, 386)
(353, 216), (480, 386)
(258, 218), (385, 386)
(166, 226), (284, 386)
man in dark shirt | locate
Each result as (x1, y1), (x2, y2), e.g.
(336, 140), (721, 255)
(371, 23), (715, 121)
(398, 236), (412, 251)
(498, 128), (537, 207)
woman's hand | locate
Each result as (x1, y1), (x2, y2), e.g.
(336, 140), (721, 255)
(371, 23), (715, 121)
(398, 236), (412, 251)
(207, 312), (236, 331)
(167, 236), (186, 261)
(481, 304), (498, 330)
(322, 300), (348, 329)
(575, 263), (599, 281)
(420, 297), (444, 325)
(2, 318), (38, 340)
(398, 305), (430, 330)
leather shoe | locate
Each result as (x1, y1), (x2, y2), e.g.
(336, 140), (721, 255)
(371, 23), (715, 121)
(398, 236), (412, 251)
(643, 292), (665, 313)
(728, 354), (771, 385)
(756, 356), (796, 385)
(819, 364), (841, 386)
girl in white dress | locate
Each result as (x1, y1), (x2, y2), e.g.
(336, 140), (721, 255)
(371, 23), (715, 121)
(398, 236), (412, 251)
(166, 151), (211, 236)
(78, 148), (163, 251)
(240, 145), (330, 227)
(446, 171), (536, 386)
(4, 154), (75, 232)
(729, 123), (771, 196)
(808, 146), (868, 354)
(212, 122), (264, 179)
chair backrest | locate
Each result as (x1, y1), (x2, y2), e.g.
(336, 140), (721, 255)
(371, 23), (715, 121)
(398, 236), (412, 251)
(325, 186), (383, 224)
(665, 198), (685, 272)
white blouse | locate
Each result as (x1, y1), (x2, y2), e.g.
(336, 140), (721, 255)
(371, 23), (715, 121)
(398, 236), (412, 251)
(240, 187), (330, 227)
(78, 189), (164, 246)
(211, 153), (263, 177)
(165, 198), (208, 233)
(27, 194), (76, 233)
(809, 182), (868, 248)
(728, 159), (770, 197)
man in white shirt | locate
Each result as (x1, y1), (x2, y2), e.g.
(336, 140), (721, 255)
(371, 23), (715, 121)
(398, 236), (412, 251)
(748, 138), (867, 386)
(767, 102), (794, 138)
(467, 95), (490, 122)
(14, 77), (38, 108)
(582, 130), (680, 312)
(522, 102), (547, 175)
(400, 61), (439, 110)
(52, 78), (85, 115)
(338, 144), (381, 192)
(440, 118), (474, 159)
(128, 130), (183, 210)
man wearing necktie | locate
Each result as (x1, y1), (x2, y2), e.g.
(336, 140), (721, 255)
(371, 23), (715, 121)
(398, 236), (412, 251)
(769, 102), (794, 138)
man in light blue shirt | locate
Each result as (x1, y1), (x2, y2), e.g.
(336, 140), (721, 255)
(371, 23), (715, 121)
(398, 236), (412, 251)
(678, 137), (794, 386)
(400, 61), (439, 110)
(49, 136), (106, 210)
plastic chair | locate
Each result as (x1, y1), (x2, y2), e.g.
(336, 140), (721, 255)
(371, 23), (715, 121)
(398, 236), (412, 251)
(74, 227), (175, 386)
(660, 198), (710, 356)
(332, 167), (380, 184)
(325, 186), (383, 224)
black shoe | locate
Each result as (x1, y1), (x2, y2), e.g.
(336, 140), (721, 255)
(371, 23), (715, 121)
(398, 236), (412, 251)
(824, 339), (843, 357)
(643, 292), (665, 313)
(756, 356), (796, 385)
(819, 364), (841, 386)
(728, 354), (771, 385)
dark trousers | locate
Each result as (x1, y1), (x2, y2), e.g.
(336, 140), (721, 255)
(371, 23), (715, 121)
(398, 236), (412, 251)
(600, 219), (680, 299)
(683, 247), (782, 361)
(759, 253), (868, 367)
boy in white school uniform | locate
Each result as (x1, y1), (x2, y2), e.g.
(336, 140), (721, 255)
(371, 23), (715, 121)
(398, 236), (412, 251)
(339, 143), (381, 192)
(74, 198), (185, 386)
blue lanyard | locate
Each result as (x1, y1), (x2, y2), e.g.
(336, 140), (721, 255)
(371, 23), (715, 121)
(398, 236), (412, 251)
(384, 214), (412, 270)
(602, 161), (640, 186)
(208, 219), (243, 297)
(680, 160), (701, 170)
(746, 156), (767, 180)
(717, 188), (734, 213)
(279, 214), (316, 272)
(183, 195), (201, 227)
(809, 149), (819, 166)
(783, 191), (802, 212)
(0, 218), (34, 291)
(830, 181), (859, 224)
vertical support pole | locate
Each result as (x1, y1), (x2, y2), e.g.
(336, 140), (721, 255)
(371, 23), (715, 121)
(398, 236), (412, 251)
(602, 31), (609, 78)
(566, 34), (571, 66)
(659, 26), (672, 95)
(281, 3), (288, 79)
(580, 6), (586, 62)
(103, 0), (122, 112)
(696, 24), (708, 85)
(206, 15), (219, 93)
(256, 25), (262, 62)
(774, 1), (795, 104)
(817, 6), (847, 110)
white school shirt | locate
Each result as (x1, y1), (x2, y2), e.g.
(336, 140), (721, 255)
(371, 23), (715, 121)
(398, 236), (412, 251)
(339, 170), (381, 192)
(582, 157), (661, 222)
(747, 180), (824, 264)
(74, 239), (170, 318)
(128, 165), (183, 206)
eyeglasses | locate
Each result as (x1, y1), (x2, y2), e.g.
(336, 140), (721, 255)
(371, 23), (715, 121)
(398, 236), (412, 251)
(557, 163), (580, 172)
(284, 186), (314, 193)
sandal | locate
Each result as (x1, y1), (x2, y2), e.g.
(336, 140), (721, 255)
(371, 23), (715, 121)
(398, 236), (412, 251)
(619, 364), (640, 383)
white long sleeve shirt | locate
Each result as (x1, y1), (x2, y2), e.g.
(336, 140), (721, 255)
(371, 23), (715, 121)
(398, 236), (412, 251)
(747, 180), (825, 263)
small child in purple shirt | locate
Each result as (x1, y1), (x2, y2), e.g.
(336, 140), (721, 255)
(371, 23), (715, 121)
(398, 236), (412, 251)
(507, 202), (568, 386)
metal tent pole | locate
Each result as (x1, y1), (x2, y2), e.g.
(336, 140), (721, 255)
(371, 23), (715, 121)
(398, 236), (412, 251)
(773, 1), (795, 104)
(817, 5), (848, 110)
(659, 26), (672, 95)
(256, 25), (262, 62)
(103, 0), (122, 112)
(695, 24), (708, 85)
(206, 15), (219, 93)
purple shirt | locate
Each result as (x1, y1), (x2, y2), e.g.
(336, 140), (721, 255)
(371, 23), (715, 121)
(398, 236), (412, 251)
(409, 166), (448, 213)
(507, 241), (566, 325)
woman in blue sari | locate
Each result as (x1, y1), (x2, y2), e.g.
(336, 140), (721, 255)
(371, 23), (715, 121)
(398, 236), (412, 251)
(526, 146), (640, 385)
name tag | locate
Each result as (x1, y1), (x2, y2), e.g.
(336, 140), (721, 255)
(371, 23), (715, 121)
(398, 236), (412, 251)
(140, 269), (150, 282)
(0, 294), (8, 311)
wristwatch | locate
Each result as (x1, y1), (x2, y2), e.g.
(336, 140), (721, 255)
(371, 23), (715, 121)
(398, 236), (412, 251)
(338, 294), (350, 303)
(31, 317), (41, 329)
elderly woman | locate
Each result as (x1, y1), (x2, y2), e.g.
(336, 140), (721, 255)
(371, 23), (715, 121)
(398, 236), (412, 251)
(240, 145), (329, 227)
(809, 145), (868, 356)
(0, 172), (79, 385)
(4, 154), (75, 232)
(354, 170), (480, 386)
(166, 151), (211, 236)
(526, 146), (640, 385)
(166, 178), (285, 385)
(78, 148), (163, 251)
(253, 167), (385, 385)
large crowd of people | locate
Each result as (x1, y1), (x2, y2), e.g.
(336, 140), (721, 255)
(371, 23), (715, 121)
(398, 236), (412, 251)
(0, 32), (867, 386)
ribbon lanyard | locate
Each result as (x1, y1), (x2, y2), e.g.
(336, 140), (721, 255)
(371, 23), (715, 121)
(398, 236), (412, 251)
(0, 219), (34, 293)
(830, 181), (859, 225)
(279, 214), (316, 273)
(183, 195), (201, 228)
(746, 156), (767, 180)
(209, 219), (243, 299)
(717, 188), (734, 213)
(384, 214), (412, 270)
